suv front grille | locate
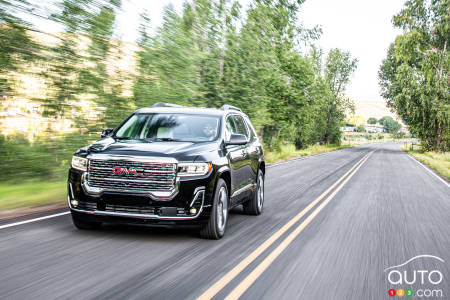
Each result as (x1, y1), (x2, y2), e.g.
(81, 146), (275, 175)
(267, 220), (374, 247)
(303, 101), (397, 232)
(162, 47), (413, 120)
(87, 159), (176, 193)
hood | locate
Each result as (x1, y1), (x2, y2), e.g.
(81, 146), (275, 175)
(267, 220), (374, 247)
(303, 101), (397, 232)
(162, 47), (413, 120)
(84, 137), (219, 162)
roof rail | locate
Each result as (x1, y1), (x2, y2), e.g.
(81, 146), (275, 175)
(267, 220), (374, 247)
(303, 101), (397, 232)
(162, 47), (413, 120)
(152, 102), (185, 108)
(220, 104), (242, 112)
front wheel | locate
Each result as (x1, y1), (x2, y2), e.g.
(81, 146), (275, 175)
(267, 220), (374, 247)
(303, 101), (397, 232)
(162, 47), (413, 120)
(243, 169), (264, 215)
(200, 178), (229, 239)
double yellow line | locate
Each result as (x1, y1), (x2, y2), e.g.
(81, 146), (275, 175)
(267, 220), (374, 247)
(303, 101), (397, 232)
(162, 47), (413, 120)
(198, 151), (374, 300)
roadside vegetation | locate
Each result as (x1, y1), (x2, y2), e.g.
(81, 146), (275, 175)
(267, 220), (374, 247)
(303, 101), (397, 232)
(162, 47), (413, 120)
(379, 0), (449, 152)
(402, 144), (450, 180)
(265, 143), (351, 164)
(0, 181), (66, 212)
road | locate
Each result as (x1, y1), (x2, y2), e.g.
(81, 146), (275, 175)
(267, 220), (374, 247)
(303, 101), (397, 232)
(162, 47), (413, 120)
(1, 143), (449, 299)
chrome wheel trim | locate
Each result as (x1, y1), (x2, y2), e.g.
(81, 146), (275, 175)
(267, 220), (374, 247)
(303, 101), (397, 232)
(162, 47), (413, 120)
(257, 172), (264, 211)
(216, 186), (228, 233)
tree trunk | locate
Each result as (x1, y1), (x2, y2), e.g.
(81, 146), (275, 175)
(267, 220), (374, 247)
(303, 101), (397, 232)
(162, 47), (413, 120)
(322, 108), (332, 144)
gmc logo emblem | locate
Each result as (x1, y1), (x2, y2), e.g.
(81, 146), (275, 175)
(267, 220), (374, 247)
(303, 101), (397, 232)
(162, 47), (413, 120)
(112, 168), (144, 175)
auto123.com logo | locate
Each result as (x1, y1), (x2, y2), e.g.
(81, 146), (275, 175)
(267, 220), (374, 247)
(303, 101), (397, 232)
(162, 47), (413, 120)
(385, 255), (445, 298)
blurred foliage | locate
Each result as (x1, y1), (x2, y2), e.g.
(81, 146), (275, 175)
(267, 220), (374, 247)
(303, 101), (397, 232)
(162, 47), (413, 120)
(381, 116), (401, 134)
(0, 0), (359, 184)
(379, 0), (449, 151)
(346, 115), (365, 127)
(0, 180), (66, 210)
(0, 133), (95, 183)
(356, 125), (365, 133)
(265, 143), (351, 164)
(0, 0), (42, 94)
(367, 117), (377, 124)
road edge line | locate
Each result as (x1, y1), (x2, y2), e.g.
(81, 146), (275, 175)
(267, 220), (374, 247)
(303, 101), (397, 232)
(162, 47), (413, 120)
(0, 211), (70, 230)
(406, 154), (449, 188)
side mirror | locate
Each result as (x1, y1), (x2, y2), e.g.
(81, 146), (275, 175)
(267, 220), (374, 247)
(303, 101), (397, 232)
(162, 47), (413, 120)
(225, 134), (247, 146)
(101, 128), (114, 138)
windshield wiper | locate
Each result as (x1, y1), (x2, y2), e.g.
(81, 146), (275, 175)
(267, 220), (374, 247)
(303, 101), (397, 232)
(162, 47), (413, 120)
(144, 137), (181, 142)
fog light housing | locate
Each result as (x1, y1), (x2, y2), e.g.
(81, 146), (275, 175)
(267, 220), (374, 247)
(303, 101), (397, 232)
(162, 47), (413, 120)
(71, 200), (79, 207)
(189, 207), (197, 215)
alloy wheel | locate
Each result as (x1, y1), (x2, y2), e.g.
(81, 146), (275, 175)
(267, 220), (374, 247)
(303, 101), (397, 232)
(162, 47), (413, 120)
(216, 186), (228, 233)
(257, 172), (264, 211)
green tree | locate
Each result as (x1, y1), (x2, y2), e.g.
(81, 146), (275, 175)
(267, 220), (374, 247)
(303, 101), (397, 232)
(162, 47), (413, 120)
(83, 0), (125, 129)
(134, 5), (203, 108)
(357, 125), (366, 133)
(45, 0), (123, 130)
(322, 48), (358, 144)
(46, 0), (95, 119)
(379, 0), (449, 151)
(367, 117), (377, 124)
(0, 0), (40, 95)
(378, 116), (389, 125)
(381, 116), (401, 134)
(133, 0), (330, 150)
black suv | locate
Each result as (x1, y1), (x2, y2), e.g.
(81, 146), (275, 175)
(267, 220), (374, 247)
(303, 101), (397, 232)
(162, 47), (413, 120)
(68, 103), (265, 239)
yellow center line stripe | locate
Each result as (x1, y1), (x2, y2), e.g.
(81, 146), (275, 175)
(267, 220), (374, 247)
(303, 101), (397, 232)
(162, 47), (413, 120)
(197, 151), (372, 300)
(224, 151), (374, 300)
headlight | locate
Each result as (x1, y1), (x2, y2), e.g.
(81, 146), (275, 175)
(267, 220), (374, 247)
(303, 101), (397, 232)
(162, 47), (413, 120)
(178, 162), (212, 177)
(71, 156), (88, 171)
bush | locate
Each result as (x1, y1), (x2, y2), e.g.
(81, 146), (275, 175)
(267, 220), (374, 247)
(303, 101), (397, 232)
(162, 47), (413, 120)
(367, 117), (377, 124)
(0, 133), (95, 183)
(394, 131), (406, 139)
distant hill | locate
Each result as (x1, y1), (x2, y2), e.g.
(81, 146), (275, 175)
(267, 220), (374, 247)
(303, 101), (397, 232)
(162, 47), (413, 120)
(351, 100), (401, 123)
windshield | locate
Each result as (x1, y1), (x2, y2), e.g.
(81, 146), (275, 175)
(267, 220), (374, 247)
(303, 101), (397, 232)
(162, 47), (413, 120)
(115, 113), (220, 142)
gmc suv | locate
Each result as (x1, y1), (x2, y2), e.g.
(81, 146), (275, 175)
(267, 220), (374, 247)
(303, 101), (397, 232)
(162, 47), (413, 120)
(68, 103), (265, 239)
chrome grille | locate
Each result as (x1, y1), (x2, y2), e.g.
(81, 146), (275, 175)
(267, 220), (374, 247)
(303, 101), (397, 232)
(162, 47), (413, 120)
(105, 204), (156, 214)
(87, 159), (176, 192)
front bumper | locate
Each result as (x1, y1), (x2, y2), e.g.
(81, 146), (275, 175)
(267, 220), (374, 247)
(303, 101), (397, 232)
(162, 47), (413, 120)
(68, 187), (206, 221)
(68, 167), (216, 223)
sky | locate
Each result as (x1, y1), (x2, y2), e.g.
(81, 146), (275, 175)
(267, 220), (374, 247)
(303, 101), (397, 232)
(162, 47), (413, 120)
(297, 0), (406, 103)
(33, 0), (407, 103)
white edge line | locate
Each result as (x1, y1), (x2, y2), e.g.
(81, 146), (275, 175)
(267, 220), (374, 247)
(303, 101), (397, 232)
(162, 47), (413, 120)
(406, 154), (449, 188)
(0, 211), (70, 230)
(384, 255), (445, 272)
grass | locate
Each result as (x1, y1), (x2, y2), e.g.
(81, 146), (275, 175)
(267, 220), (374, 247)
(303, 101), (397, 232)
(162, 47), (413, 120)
(0, 181), (66, 212)
(265, 143), (351, 164)
(402, 144), (450, 180)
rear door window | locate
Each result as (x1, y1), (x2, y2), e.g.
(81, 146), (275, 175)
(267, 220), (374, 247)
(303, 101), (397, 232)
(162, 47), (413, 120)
(225, 116), (237, 140)
(244, 116), (257, 140)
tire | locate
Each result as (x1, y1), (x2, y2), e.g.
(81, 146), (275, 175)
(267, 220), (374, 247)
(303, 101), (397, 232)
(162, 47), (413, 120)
(71, 213), (102, 230)
(200, 178), (229, 239)
(243, 169), (264, 215)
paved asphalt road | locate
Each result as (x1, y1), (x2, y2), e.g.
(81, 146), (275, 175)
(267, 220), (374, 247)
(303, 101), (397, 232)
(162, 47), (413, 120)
(1, 143), (449, 300)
